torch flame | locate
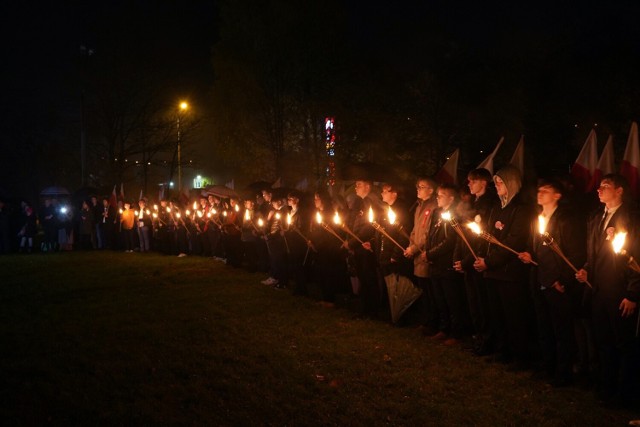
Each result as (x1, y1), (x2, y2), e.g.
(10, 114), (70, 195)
(368, 207), (374, 223)
(207, 212), (212, 218)
(223, 211), (228, 217)
(316, 211), (323, 224)
(234, 204), (239, 212)
(185, 210), (190, 215)
(176, 212), (181, 218)
(333, 211), (341, 225)
(119, 209), (123, 214)
(441, 211), (451, 221)
(467, 222), (482, 235)
(152, 213), (158, 218)
(166, 207), (171, 213)
(245, 210), (250, 221)
(274, 212), (280, 220)
(146, 209), (150, 215)
(538, 215), (548, 235)
(193, 202), (198, 210)
(388, 207), (396, 225)
(612, 232), (627, 254)
(153, 204), (158, 211)
(287, 213), (291, 225)
(257, 218), (264, 227)
(212, 209), (217, 214)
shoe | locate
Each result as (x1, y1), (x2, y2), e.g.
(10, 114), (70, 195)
(418, 325), (439, 337)
(430, 331), (447, 341)
(261, 277), (276, 285)
(443, 337), (459, 346)
(273, 281), (284, 289)
(318, 301), (335, 308)
(177, 253), (187, 257)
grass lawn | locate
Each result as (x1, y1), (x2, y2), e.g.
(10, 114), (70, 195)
(0, 252), (637, 425)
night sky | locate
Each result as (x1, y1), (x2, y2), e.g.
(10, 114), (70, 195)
(2, 1), (640, 199)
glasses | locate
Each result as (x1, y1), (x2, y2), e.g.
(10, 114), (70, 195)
(416, 185), (430, 190)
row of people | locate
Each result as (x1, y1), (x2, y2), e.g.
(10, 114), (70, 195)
(3, 170), (639, 408)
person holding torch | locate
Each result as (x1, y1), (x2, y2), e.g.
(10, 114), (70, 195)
(453, 168), (499, 355)
(575, 174), (639, 406)
(518, 179), (586, 387)
(427, 183), (467, 346)
(473, 164), (535, 369)
(404, 177), (439, 336)
(348, 178), (382, 318)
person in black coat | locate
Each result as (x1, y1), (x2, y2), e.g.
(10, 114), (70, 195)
(349, 180), (382, 317)
(454, 168), (500, 355)
(427, 184), (467, 345)
(576, 174), (640, 406)
(378, 183), (412, 278)
(474, 165), (535, 368)
(519, 180), (586, 386)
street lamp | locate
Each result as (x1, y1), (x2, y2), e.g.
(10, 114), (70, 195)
(177, 101), (189, 192)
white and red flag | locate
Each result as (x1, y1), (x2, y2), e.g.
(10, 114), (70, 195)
(477, 136), (504, 174)
(621, 121), (640, 198)
(109, 185), (117, 209)
(509, 135), (525, 175)
(570, 129), (598, 193)
(592, 135), (614, 187)
(434, 149), (459, 184)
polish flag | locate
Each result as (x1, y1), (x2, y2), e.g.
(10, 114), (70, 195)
(592, 135), (614, 188)
(180, 186), (190, 205)
(570, 129), (598, 193)
(621, 121), (640, 199)
(119, 183), (125, 202)
(109, 185), (118, 209)
(434, 149), (459, 184)
(509, 135), (525, 175)
(477, 136), (504, 174)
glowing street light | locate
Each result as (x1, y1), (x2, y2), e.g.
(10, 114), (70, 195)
(177, 101), (189, 193)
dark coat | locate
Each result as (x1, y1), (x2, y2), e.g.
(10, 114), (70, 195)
(529, 205), (586, 289)
(584, 203), (640, 302)
(426, 206), (458, 278)
(482, 192), (535, 282)
(454, 190), (500, 270)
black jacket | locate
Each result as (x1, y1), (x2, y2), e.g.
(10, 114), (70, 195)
(584, 203), (640, 302)
(482, 192), (535, 282)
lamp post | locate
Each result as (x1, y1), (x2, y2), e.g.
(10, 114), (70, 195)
(177, 101), (189, 192)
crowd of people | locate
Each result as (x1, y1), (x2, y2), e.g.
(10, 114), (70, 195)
(1, 166), (639, 410)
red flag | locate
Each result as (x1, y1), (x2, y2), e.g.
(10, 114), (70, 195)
(570, 129), (598, 192)
(434, 149), (459, 184)
(592, 135), (614, 187)
(477, 137), (504, 174)
(180, 186), (190, 205)
(109, 185), (117, 209)
(509, 135), (525, 175)
(621, 122), (640, 198)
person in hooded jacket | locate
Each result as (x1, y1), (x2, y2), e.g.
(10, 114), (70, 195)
(473, 165), (535, 369)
